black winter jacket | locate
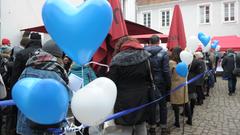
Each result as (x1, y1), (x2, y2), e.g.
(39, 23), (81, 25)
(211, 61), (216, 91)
(10, 40), (42, 90)
(188, 59), (205, 93)
(108, 49), (151, 125)
(222, 53), (235, 79)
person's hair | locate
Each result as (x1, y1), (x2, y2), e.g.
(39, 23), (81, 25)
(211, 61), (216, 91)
(113, 36), (139, 56)
(149, 35), (160, 45)
(227, 48), (234, 54)
(171, 47), (182, 63)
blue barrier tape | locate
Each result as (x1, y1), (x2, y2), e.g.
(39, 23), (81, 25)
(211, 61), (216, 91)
(1, 70), (209, 134)
(105, 71), (206, 122)
(0, 99), (15, 106)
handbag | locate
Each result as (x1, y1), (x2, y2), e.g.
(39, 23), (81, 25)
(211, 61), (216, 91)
(147, 60), (161, 100)
(232, 54), (240, 76)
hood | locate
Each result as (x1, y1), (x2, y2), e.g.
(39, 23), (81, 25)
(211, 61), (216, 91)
(227, 53), (235, 57)
(144, 45), (163, 56)
(110, 49), (151, 66)
(26, 40), (42, 49)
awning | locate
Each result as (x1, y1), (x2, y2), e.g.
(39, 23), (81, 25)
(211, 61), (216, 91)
(130, 33), (168, 43)
(212, 35), (240, 51)
(20, 20), (161, 36)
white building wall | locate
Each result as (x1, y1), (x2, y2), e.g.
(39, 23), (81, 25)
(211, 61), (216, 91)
(137, 0), (240, 38)
(0, 0), (84, 46)
(124, 0), (136, 22)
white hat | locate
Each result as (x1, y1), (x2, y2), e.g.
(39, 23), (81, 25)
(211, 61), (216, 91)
(194, 52), (203, 59)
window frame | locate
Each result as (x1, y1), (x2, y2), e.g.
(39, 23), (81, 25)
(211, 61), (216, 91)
(159, 8), (171, 28)
(142, 11), (152, 28)
(222, 0), (238, 23)
(198, 3), (212, 25)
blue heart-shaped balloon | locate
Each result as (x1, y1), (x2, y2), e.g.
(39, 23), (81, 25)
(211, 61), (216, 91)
(211, 40), (219, 49)
(176, 62), (188, 78)
(42, 0), (113, 65)
(12, 78), (69, 124)
(198, 32), (204, 40)
(198, 32), (211, 47)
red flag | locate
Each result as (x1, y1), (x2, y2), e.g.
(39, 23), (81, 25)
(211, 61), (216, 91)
(92, 0), (128, 70)
(109, 0), (128, 41)
(167, 5), (186, 50)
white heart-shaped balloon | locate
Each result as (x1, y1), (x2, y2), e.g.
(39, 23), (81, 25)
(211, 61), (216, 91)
(180, 50), (193, 65)
(201, 43), (211, 53)
(71, 77), (117, 126)
(186, 36), (200, 53)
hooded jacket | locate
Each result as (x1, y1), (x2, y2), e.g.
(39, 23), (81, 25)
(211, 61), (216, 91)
(222, 53), (235, 78)
(108, 49), (151, 125)
(144, 45), (171, 92)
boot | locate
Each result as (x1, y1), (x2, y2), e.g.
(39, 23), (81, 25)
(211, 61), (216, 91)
(148, 127), (156, 135)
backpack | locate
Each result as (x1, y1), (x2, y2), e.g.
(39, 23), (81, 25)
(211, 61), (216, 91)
(235, 53), (240, 68)
(207, 70), (215, 88)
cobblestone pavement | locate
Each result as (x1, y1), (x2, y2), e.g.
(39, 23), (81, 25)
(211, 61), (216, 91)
(68, 77), (240, 135)
(167, 77), (240, 135)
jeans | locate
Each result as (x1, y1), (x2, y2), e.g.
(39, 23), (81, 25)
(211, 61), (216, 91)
(228, 76), (237, 93)
(17, 111), (53, 135)
(158, 97), (167, 128)
(104, 122), (147, 135)
(148, 87), (168, 128)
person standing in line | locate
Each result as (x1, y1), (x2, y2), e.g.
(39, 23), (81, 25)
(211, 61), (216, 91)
(193, 52), (206, 105)
(16, 39), (69, 135)
(107, 36), (151, 135)
(144, 35), (171, 135)
(222, 49), (237, 96)
(187, 52), (205, 116)
(169, 47), (192, 128)
(70, 63), (97, 135)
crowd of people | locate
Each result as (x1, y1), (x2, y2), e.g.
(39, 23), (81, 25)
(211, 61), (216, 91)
(0, 32), (238, 135)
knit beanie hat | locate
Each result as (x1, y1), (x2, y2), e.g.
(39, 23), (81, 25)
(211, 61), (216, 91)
(194, 52), (203, 59)
(2, 38), (11, 46)
(43, 40), (63, 58)
(30, 33), (41, 40)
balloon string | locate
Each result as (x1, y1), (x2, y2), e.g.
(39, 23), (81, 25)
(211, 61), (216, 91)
(85, 61), (109, 72)
(82, 66), (84, 87)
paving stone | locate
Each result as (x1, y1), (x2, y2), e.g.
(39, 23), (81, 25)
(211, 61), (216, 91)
(169, 77), (240, 135)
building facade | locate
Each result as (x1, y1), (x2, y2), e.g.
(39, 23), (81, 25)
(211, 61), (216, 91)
(0, 0), (136, 46)
(136, 0), (240, 38)
(0, 0), (99, 46)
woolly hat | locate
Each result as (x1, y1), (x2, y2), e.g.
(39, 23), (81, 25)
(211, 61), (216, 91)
(43, 40), (63, 58)
(194, 52), (204, 59)
(30, 33), (41, 40)
(2, 38), (11, 46)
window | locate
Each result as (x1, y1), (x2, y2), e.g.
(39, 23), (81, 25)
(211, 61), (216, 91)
(143, 12), (151, 27)
(199, 4), (210, 24)
(224, 1), (236, 22)
(161, 10), (170, 27)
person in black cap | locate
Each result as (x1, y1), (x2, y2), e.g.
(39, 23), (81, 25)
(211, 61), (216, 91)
(10, 32), (42, 89)
(1, 32), (42, 135)
(144, 35), (171, 135)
